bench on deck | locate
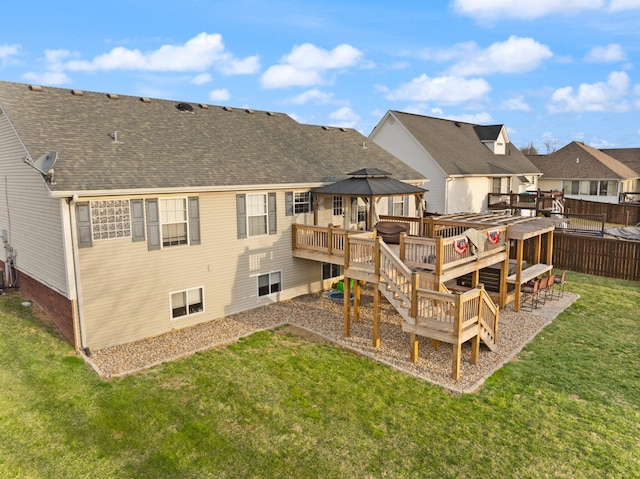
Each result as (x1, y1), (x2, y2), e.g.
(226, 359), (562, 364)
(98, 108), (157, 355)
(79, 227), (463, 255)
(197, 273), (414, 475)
(507, 263), (553, 285)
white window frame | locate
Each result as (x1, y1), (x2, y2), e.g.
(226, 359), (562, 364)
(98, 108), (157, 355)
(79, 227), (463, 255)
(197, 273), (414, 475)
(90, 199), (132, 241)
(391, 196), (408, 216)
(293, 192), (311, 214)
(333, 196), (343, 216)
(257, 271), (282, 297)
(160, 197), (189, 247)
(170, 286), (204, 320)
(247, 193), (268, 237)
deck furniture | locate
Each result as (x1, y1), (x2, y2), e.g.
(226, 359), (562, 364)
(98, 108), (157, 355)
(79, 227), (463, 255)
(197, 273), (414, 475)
(543, 273), (556, 303)
(554, 271), (567, 299)
(374, 221), (410, 244)
(520, 279), (540, 311)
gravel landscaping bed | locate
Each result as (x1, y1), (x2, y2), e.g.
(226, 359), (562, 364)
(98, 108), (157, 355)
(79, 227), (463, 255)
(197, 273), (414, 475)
(86, 288), (579, 393)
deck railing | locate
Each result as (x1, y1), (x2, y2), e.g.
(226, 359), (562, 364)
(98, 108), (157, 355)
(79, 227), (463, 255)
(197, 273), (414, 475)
(488, 190), (564, 213)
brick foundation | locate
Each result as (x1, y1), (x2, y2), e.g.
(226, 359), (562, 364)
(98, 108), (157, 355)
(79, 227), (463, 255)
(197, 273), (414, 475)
(6, 263), (76, 346)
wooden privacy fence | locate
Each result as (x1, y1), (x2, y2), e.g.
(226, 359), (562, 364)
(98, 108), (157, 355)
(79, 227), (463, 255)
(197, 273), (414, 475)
(565, 198), (640, 226)
(523, 232), (640, 281)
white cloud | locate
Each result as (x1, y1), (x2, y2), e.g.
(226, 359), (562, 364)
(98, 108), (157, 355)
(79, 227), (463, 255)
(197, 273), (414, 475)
(501, 96), (531, 111)
(208, 88), (231, 102)
(261, 43), (363, 89)
(608, 0), (640, 11)
(385, 74), (491, 104)
(447, 112), (494, 124)
(548, 71), (631, 113)
(64, 33), (259, 75)
(23, 71), (70, 85)
(448, 36), (552, 76)
(451, 0), (605, 20)
(288, 88), (335, 104)
(328, 106), (360, 128)
(23, 49), (76, 85)
(585, 43), (627, 63)
(0, 44), (20, 66)
(191, 73), (212, 85)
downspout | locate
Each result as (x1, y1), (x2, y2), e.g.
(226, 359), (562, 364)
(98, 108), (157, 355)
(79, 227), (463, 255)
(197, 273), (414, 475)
(67, 196), (88, 353)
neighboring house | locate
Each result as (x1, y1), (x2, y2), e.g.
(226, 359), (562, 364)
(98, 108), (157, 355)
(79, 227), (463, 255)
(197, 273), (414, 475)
(0, 81), (424, 352)
(528, 142), (640, 203)
(369, 111), (541, 214)
(599, 148), (640, 201)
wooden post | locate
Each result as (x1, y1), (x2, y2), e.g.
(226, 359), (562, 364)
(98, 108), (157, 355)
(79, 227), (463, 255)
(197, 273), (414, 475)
(343, 235), (351, 337)
(291, 224), (298, 251)
(534, 234), (542, 264)
(452, 292), (463, 380)
(545, 230), (553, 267)
(410, 333), (419, 363)
(435, 237), (444, 277)
(514, 239), (524, 312)
(499, 236), (510, 309)
(399, 232), (406, 262)
(354, 279), (361, 323)
(471, 286), (483, 365)
(327, 224), (333, 257)
(372, 284), (380, 348)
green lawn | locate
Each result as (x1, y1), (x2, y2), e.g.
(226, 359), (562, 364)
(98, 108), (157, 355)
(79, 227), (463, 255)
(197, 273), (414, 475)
(1, 272), (639, 478)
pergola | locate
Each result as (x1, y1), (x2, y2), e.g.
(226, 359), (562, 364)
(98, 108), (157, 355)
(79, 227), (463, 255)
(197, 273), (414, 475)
(310, 168), (427, 230)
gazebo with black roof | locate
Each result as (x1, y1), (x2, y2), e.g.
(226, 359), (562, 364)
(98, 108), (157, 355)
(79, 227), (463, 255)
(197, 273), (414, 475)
(311, 168), (427, 230)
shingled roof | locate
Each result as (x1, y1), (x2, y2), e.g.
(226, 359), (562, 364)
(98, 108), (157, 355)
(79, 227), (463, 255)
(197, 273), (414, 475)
(382, 111), (540, 176)
(528, 142), (639, 180)
(0, 81), (424, 195)
(600, 148), (640, 176)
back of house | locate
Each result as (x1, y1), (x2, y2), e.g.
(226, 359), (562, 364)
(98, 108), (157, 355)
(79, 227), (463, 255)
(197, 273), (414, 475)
(0, 81), (424, 351)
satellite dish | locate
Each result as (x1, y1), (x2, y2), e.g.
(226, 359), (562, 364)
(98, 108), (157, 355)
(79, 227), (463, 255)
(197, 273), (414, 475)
(33, 151), (58, 174)
(23, 151), (58, 183)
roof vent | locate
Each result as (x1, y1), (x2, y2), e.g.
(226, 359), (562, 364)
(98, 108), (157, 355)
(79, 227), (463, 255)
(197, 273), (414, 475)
(267, 111), (275, 116)
(454, 122), (461, 127)
(107, 93), (119, 100)
(322, 126), (331, 131)
(71, 89), (84, 96)
(176, 102), (194, 112)
(29, 85), (43, 92)
(245, 109), (254, 114)
(223, 106), (233, 112)
(198, 104), (209, 109)
(340, 127), (347, 132)
(139, 97), (151, 103)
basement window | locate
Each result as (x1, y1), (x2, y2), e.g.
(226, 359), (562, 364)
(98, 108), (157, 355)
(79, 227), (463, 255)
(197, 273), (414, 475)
(171, 287), (204, 319)
(258, 271), (281, 297)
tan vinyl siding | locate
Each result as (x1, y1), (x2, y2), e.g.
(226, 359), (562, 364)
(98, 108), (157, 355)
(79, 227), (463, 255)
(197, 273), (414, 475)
(0, 115), (68, 295)
(78, 190), (323, 350)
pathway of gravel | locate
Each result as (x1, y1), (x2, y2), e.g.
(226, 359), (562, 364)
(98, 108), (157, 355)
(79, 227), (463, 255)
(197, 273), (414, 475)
(85, 288), (579, 393)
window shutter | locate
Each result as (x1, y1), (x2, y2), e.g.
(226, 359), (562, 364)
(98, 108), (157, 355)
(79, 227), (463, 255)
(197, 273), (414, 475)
(403, 195), (409, 216)
(131, 199), (145, 242)
(388, 197), (393, 215)
(268, 192), (277, 235)
(351, 197), (358, 223)
(285, 191), (293, 216)
(145, 198), (161, 251)
(236, 194), (247, 239)
(309, 192), (314, 212)
(188, 197), (201, 245)
(76, 202), (92, 248)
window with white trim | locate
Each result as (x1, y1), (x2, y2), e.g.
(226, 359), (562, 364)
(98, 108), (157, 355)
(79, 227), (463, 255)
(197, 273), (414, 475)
(322, 263), (342, 280)
(391, 196), (408, 216)
(333, 196), (343, 216)
(294, 192), (311, 213)
(247, 194), (268, 236)
(90, 200), (131, 240)
(171, 287), (204, 319)
(160, 198), (188, 247)
(258, 271), (281, 297)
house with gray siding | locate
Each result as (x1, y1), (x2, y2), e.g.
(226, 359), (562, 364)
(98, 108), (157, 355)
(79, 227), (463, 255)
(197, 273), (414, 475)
(369, 111), (541, 214)
(0, 81), (424, 352)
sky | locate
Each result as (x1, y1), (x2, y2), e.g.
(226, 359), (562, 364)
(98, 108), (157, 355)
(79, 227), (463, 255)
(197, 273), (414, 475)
(2, 0), (640, 152)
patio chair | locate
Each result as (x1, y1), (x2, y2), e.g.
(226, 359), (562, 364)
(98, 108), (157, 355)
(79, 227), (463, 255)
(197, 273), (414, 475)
(537, 275), (550, 305)
(520, 279), (540, 311)
(543, 273), (556, 302)
(554, 271), (567, 299)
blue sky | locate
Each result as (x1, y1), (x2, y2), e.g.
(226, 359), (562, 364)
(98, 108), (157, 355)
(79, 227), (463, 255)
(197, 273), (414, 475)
(2, 0), (640, 151)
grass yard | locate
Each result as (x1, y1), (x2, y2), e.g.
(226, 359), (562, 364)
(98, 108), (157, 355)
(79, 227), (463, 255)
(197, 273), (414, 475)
(0, 272), (639, 478)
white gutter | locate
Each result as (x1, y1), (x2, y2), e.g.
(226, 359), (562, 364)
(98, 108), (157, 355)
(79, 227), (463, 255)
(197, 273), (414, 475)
(66, 197), (88, 352)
